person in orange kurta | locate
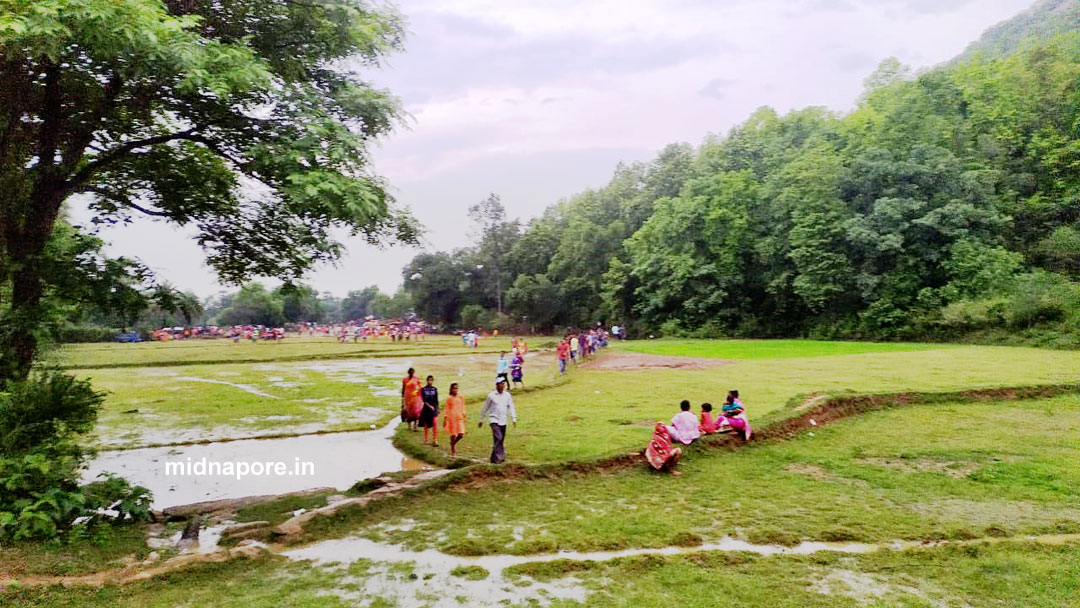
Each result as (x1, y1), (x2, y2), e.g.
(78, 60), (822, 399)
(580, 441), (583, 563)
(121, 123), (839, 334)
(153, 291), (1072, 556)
(401, 367), (423, 431)
(443, 382), (466, 456)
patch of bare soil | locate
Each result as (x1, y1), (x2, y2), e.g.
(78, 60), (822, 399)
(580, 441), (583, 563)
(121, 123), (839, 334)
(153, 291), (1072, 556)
(784, 463), (830, 480)
(584, 351), (733, 371)
(856, 457), (981, 479)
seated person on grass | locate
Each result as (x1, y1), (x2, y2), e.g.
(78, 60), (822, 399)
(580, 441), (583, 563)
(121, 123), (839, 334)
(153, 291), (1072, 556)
(718, 392), (752, 440)
(699, 402), (719, 434)
(666, 400), (701, 445)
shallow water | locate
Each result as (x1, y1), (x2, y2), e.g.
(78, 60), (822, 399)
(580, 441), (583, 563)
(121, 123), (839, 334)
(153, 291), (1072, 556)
(84, 420), (425, 509)
(282, 536), (878, 608)
(284, 536), (879, 574)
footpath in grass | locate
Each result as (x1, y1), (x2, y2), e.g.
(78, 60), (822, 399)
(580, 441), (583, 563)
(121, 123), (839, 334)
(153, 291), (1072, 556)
(400, 344), (1080, 464)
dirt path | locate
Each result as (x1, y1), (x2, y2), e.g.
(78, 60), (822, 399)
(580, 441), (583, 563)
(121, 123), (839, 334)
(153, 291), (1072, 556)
(583, 350), (733, 370)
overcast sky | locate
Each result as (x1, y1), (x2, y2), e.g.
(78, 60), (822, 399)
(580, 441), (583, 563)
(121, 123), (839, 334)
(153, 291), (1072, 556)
(71, 0), (1035, 299)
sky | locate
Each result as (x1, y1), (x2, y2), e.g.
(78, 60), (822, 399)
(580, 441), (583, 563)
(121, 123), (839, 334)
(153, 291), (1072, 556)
(70, 0), (1036, 299)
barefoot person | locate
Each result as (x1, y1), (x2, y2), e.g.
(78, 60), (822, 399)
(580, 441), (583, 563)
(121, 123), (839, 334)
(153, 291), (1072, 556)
(479, 378), (517, 464)
(401, 367), (423, 431)
(443, 382), (466, 457)
(420, 375), (439, 446)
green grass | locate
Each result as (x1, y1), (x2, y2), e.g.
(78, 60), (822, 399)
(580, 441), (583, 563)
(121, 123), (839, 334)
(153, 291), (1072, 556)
(82, 350), (561, 448)
(503, 540), (1080, 607)
(0, 524), (153, 577)
(305, 395), (1080, 556)
(2, 556), (355, 607)
(9, 536), (1080, 606)
(54, 335), (531, 369)
(81, 360), (403, 448)
(399, 344), (1080, 464)
(617, 338), (952, 359)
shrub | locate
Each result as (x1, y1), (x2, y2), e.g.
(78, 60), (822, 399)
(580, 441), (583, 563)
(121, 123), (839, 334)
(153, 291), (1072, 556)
(0, 373), (152, 540)
(53, 325), (120, 343)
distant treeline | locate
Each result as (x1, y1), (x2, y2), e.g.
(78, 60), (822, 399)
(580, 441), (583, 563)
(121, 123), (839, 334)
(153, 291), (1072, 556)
(403, 34), (1080, 346)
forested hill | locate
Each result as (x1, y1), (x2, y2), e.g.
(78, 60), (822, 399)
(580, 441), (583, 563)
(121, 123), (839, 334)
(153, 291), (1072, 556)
(401, 2), (1080, 348)
(957, 0), (1080, 60)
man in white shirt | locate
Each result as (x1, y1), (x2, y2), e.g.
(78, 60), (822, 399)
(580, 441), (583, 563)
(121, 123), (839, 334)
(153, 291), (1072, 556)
(479, 378), (517, 463)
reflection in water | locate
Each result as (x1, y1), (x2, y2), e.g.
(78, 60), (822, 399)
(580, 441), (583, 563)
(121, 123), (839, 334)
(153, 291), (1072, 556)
(85, 419), (424, 509)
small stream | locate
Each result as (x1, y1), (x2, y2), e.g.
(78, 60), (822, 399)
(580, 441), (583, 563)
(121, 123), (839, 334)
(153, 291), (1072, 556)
(84, 419), (424, 509)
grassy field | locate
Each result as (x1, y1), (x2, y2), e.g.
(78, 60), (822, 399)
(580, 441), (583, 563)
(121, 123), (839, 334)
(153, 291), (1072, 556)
(616, 338), (949, 359)
(305, 395), (1080, 556)
(54, 335), (531, 369)
(6, 337), (1080, 606)
(398, 343), (1080, 464)
(77, 347), (559, 448)
(7, 539), (1080, 607)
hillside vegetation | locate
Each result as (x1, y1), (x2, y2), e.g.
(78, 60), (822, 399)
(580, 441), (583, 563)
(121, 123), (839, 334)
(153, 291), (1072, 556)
(404, 5), (1080, 347)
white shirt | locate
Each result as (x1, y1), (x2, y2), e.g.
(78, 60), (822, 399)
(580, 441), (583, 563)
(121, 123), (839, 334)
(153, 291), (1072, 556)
(480, 389), (517, 426)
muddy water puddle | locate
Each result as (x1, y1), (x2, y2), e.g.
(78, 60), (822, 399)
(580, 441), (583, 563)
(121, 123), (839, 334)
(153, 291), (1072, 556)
(85, 420), (425, 509)
(281, 536), (880, 608)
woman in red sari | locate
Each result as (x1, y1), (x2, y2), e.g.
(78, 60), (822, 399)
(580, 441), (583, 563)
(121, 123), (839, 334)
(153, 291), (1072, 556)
(401, 367), (423, 430)
(645, 422), (681, 474)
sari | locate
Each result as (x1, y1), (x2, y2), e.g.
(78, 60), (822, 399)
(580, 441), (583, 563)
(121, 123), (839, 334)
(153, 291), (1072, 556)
(443, 394), (466, 436)
(401, 375), (423, 421)
(645, 423), (681, 471)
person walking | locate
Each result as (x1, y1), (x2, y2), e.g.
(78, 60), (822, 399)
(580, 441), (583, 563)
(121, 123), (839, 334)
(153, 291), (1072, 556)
(556, 338), (570, 375)
(479, 378), (517, 464)
(495, 351), (511, 388)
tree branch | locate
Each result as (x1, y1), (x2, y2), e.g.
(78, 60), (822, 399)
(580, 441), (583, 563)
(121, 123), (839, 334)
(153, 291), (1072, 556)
(79, 185), (171, 218)
(66, 128), (201, 187)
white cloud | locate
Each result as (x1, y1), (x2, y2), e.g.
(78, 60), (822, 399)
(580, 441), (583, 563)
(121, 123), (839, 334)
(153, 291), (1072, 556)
(89, 0), (1035, 298)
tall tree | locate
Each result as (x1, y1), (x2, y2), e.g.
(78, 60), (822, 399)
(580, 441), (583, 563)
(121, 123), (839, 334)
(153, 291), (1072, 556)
(0, 0), (417, 380)
(468, 194), (519, 314)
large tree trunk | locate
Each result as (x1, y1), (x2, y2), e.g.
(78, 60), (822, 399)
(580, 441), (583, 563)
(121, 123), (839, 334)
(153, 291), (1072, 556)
(2, 183), (65, 382)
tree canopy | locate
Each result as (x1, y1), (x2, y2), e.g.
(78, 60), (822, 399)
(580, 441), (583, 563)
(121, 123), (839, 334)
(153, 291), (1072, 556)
(403, 31), (1080, 341)
(0, 0), (417, 379)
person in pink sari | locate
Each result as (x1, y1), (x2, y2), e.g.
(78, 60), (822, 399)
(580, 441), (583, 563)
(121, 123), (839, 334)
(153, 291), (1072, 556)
(666, 400), (701, 445)
(720, 392), (752, 440)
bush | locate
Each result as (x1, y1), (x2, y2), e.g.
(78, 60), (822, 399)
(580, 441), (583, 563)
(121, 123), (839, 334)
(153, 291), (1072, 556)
(0, 373), (152, 541)
(53, 325), (120, 343)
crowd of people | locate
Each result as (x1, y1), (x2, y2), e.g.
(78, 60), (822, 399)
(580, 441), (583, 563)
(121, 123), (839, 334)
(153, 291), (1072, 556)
(646, 390), (752, 474)
(400, 366), (517, 462)
(555, 327), (611, 373)
(304, 319), (427, 343)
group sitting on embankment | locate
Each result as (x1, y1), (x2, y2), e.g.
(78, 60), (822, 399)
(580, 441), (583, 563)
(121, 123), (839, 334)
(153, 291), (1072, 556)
(646, 391), (752, 475)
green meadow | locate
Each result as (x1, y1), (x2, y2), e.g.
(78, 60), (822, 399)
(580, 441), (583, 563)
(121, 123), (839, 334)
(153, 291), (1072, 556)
(6, 337), (1080, 607)
(398, 343), (1080, 464)
(616, 338), (948, 359)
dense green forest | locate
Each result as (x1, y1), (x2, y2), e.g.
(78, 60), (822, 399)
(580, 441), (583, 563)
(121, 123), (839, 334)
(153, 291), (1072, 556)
(402, 1), (1080, 346)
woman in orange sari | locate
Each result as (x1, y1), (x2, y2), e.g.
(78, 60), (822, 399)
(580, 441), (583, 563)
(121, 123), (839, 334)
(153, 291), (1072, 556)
(401, 367), (423, 430)
(443, 382), (466, 456)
